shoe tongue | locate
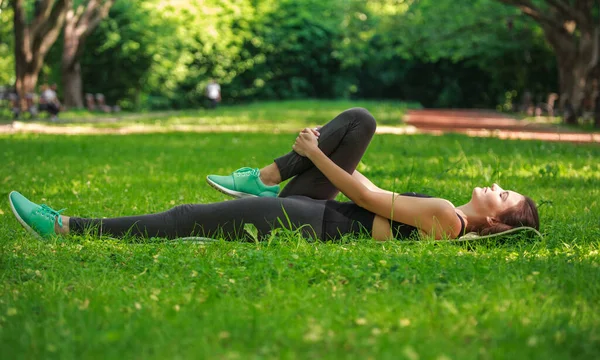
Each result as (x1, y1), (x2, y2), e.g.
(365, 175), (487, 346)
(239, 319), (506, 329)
(39, 204), (65, 227)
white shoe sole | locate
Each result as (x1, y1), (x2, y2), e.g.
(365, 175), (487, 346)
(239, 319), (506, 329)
(8, 191), (44, 241)
(206, 177), (257, 199)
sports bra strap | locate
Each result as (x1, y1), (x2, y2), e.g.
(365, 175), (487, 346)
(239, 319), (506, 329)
(456, 213), (466, 236)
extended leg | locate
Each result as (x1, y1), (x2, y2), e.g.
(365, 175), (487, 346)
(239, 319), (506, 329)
(68, 196), (326, 241)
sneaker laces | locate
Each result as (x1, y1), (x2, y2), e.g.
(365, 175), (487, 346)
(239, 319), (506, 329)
(36, 204), (66, 227)
(233, 167), (259, 177)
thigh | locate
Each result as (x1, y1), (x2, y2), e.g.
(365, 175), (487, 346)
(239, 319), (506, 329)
(176, 196), (326, 241)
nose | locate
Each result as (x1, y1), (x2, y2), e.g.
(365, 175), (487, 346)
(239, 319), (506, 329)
(492, 183), (503, 192)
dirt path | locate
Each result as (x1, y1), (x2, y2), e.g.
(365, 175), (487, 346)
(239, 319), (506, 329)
(405, 109), (600, 144)
(1, 110), (598, 143)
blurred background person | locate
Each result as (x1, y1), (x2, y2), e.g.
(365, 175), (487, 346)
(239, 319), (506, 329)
(206, 79), (221, 109)
(40, 83), (61, 121)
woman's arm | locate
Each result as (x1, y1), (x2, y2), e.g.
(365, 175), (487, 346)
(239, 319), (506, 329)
(352, 170), (383, 192)
(294, 131), (461, 239)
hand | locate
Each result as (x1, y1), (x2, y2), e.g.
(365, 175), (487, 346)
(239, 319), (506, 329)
(293, 128), (320, 157)
(300, 126), (321, 138)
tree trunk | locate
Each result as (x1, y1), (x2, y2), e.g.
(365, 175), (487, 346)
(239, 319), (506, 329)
(497, 1), (600, 127)
(544, 25), (598, 126)
(62, 2), (82, 108)
(563, 61), (588, 126)
(62, 9), (83, 109)
(13, 1), (36, 110)
(60, 0), (115, 108)
(595, 82), (600, 129)
(555, 53), (578, 125)
(12, 0), (68, 111)
(62, 61), (84, 108)
(14, 65), (39, 110)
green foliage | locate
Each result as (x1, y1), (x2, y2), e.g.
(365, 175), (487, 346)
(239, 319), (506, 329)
(78, 1), (158, 109)
(66, 0), (560, 109)
(0, 3), (14, 86)
(2, 0), (560, 110)
(157, 0), (262, 108)
(231, 0), (347, 100)
(1, 103), (599, 358)
(360, 0), (557, 107)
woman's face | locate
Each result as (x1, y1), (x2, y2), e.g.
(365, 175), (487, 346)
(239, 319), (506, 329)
(471, 183), (524, 217)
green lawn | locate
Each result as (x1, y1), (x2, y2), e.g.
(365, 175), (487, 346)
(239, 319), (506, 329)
(1, 102), (599, 359)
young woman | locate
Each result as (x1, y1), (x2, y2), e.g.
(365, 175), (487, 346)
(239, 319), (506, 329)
(9, 108), (539, 242)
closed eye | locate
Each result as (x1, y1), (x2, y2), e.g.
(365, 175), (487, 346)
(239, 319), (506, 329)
(501, 191), (509, 201)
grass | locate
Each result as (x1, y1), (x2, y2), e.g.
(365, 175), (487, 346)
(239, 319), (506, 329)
(1, 101), (600, 359)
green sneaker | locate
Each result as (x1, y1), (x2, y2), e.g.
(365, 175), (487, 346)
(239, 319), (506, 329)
(206, 167), (280, 198)
(9, 191), (64, 240)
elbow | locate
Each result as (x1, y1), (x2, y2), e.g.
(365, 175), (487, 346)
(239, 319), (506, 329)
(353, 189), (371, 208)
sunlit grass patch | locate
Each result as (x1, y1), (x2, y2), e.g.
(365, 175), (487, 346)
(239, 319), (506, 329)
(27, 99), (419, 131)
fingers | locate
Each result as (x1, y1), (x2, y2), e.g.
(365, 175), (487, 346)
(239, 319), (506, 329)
(293, 128), (318, 158)
(299, 129), (317, 139)
(300, 127), (320, 137)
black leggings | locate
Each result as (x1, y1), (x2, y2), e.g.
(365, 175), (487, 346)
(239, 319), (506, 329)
(69, 108), (377, 240)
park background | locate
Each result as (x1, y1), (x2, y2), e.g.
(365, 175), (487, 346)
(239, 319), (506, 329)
(1, 1), (600, 359)
(2, 0), (598, 126)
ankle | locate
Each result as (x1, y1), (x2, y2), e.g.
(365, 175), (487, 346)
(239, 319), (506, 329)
(259, 172), (281, 186)
(259, 174), (277, 186)
(259, 164), (282, 186)
(55, 215), (70, 235)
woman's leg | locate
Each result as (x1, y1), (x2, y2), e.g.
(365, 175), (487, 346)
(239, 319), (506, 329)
(275, 107), (376, 199)
(68, 196), (327, 241)
(206, 108), (376, 199)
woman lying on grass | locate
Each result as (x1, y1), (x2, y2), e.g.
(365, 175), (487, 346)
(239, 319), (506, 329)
(9, 108), (539, 242)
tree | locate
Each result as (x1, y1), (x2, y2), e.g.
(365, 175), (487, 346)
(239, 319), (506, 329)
(62, 0), (114, 108)
(237, 0), (346, 99)
(78, 0), (160, 109)
(12, 0), (68, 108)
(497, 0), (600, 127)
(367, 0), (557, 108)
(0, 0), (15, 86)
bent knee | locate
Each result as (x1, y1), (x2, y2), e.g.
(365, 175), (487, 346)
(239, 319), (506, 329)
(346, 107), (377, 133)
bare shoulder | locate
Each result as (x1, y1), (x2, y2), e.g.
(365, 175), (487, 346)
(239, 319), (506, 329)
(430, 198), (458, 218)
(434, 198), (463, 239)
(438, 198), (456, 209)
(411, 196), (455, 209)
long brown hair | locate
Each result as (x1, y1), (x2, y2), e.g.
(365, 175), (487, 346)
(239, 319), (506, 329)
(479, 196), (539, 236)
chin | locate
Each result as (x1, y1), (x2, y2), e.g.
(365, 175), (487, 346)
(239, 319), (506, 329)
(471, 187), (484, 203)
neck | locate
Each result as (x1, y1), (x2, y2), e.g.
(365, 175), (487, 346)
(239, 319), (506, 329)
(455, 202), (486, 232)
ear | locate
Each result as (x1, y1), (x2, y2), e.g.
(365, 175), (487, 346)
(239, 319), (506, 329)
(486, 216), (499, 227)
